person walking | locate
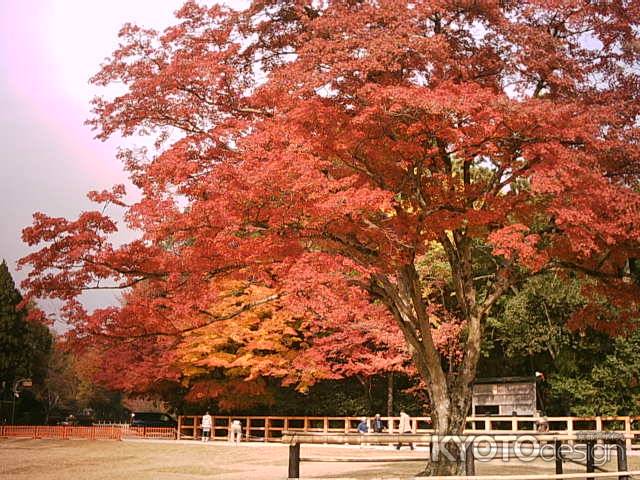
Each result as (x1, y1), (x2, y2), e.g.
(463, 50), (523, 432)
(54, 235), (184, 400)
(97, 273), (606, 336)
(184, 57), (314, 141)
(229, 419), (242, 444)
(372, 414), (384, 433)
(201, 411), (212, 442)
(396, 410), (414, 450)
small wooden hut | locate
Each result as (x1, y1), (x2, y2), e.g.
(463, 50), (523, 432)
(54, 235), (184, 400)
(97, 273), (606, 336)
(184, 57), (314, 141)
(471, 376), (537, 416)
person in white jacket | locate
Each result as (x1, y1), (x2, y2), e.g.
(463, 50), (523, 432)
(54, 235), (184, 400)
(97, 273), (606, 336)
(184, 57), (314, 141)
(229, 419), (242, 444)
(201, 411), (212, 442)
(396, 411), (414, 450)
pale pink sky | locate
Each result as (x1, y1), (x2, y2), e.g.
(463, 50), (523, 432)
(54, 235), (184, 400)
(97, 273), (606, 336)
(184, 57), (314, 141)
(0, 1), (243, 324)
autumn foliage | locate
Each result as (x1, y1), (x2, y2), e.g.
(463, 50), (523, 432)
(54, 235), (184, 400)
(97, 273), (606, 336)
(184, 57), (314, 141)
(20, 0), (640, 472)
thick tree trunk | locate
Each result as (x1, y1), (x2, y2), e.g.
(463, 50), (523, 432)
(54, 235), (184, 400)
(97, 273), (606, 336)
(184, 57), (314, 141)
(421, 395), (473, 475)
(367, 205), (515, 476)
(370, 253), (512, 476)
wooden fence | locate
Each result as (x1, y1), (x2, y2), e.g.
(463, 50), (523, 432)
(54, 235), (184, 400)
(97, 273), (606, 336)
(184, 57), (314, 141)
(0, 425), (176, 440)
(177, 415), (640, 449)
(283, 432), (636, 480)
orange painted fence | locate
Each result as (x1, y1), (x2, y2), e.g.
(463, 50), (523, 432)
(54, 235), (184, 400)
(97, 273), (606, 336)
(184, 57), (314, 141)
(127, 426), (177, 440)
(0, 425), (176, 440)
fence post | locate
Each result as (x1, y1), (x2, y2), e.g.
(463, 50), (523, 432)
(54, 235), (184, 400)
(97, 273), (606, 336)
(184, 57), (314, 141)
(567, 417), (574, 446)
(265, 417), (271, 441)
(465, 439), (475, 475)
(586, 440), (595, 480)
(616, 438), (629, 480)
(624, 417), (632, 451)
(177, 415), (182, 440)
(554, 439), (563, 474)
(288, 443), (300, 479)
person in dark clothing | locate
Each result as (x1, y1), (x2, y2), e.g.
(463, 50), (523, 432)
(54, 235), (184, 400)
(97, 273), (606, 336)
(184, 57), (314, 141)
(372, 414), (384, 433)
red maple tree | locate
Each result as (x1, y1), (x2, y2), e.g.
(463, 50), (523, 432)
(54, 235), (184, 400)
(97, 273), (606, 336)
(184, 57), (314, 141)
(20, 1), (640, 473)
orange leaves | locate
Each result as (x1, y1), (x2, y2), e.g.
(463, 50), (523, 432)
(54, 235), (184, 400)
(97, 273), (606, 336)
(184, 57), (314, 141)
(173, 280), (307, 400)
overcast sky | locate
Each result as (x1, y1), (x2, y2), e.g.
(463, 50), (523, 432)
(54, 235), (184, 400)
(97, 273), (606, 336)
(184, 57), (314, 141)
(0, 1), (244, 324)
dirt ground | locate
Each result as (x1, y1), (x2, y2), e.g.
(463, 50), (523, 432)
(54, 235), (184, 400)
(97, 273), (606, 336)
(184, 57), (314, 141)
(0, 438), (638, 479)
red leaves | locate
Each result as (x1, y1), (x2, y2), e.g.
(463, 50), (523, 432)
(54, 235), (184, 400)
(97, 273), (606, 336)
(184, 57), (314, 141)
(489, 224), (548, 273)
(184, 378), (272, 411)
(18, 1), (640, 406)
(87, 184), (127, 207)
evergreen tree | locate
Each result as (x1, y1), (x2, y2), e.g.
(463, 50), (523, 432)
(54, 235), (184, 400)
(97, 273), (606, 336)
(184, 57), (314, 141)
(0, 260), (52, 393)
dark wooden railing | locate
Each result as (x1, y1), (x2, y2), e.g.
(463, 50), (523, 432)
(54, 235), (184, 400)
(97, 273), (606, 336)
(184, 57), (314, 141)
(282, 431), (636, 480)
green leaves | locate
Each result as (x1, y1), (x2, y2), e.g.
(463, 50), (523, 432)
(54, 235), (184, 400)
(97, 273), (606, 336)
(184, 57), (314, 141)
(548, 330), (640, 415)
(0, 260), (52, 385)
(485, 273), (640, 415)
(492, 274), (582, 358)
